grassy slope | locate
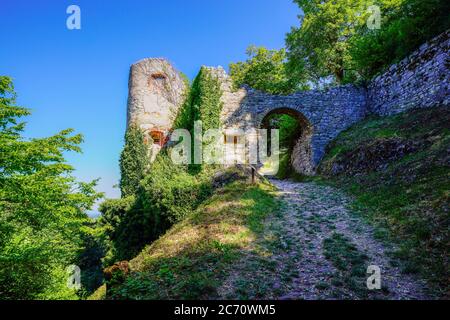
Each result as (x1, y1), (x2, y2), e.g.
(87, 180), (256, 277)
(318, 106), (449, 295)
(104, 181), (281, 300)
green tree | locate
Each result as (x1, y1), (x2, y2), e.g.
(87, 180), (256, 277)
(119, 127), (148, 197)
(0, 76), (101, 299)
(286, 0), (448, 84)
(350, 0), (450, 79)
(286, 0), (375, 84)
(230, 46), (307, 94)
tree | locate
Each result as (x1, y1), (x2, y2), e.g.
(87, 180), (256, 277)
(286, 0), (375, 85)
(0, 76), (101, 299)
(119, 127), (148, 197)
(229, 46), (307, 95)
(350, 0), (450, 79)
(286, 0), (449, 84)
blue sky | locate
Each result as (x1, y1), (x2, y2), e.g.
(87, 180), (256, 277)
(0, 0), (300, 210)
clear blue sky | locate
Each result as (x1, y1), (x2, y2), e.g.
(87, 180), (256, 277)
(0, 0), (301, 209)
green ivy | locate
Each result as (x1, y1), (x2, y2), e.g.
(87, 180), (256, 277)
(119, 126), (148, 197)
(190, 67), (223, 132)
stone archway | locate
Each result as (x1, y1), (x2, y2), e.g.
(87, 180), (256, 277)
(260, 107), (314, 176)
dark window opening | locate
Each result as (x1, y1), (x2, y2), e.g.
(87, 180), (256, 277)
(224, 135), (240, 145)
(151, 73), (166, 81)
(150, 130), (164, 147)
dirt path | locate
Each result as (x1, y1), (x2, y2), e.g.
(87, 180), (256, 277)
(268, 179), (431, 300)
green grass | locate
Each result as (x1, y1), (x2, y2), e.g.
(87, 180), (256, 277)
(102, 181), (281, 300)
(319, 106), (450, 296)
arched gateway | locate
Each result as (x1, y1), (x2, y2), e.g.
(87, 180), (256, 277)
(217, 66), (368, 174)
(260, 107), (314, 175)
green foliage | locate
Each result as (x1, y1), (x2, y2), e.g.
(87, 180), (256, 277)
(230, 46), (307, 94)
(172, 74), (192, 130)
(99, 196), (145, 262)
(319, 106), (450, 295)
(100, 68), (224, 261)
(87, 284), (106, 300)
(190, 67), (223, 131)
(174, 66), (223, 133)
(119, 126), (148, 197)
(274, 114), (301, 148)
(286, 0), (449, 84)
(75, 221), (109, 298)
(0, 76), (102, 299)
(177, 67), (224, 173)
(264, 114), (301, 179)
(350, 0), (450, 79)
(140, 152), (213, 225)
(286, 0), (374, 84)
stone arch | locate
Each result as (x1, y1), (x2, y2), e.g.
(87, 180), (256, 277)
(260, 107), (314, 176)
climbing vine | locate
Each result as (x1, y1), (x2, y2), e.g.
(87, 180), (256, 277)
(190, 67), (223, 132)
(119, 126), (149, 197)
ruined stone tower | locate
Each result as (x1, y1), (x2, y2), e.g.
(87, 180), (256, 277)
(127, 58), (186, 158)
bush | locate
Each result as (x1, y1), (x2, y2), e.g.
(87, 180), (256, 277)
(140, 153), (213, 225)
(99, 196), (147, 262)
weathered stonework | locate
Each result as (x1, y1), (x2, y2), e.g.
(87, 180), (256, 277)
(368, 30), (450, 116)
(219, 82), (368, 169)
(127, 31), (449, 174)
(127, 58), (186, 156)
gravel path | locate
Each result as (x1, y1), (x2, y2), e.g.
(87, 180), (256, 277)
(269, 179), (431, 300)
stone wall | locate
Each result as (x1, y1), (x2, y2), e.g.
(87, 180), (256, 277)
(368, 30), (450, 116)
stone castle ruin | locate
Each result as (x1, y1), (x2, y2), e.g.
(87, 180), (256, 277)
(127, 31), (449, 175)
(127, 58), (186, 160)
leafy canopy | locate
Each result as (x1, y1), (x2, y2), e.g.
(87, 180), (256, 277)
(350, 0), (450, 79)
(286, 0), (449, 84)
(0, 76), (102, 299)
(286, 0), (382, 84)
(230, 46), (307, 94)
